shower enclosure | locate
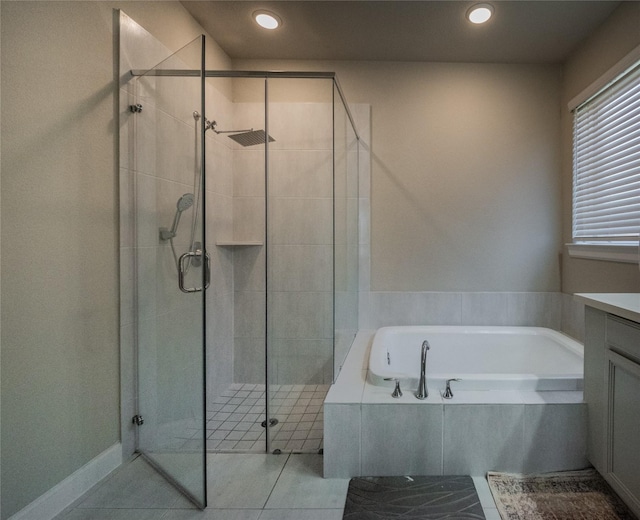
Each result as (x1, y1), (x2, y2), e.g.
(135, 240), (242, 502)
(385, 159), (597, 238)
(125, 33), (359, 507)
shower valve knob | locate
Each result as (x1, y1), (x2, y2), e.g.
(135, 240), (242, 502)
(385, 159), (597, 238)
(129, 104), (143, 113)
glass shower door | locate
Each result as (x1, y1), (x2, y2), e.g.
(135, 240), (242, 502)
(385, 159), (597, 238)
(265, 78), (335, 453)
(133, 36), (207, 507)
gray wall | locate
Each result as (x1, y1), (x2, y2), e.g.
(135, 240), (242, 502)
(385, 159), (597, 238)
(560, 1), (640, 294)
(1, 3), (119, 516)
(236, 59), (563, 293)
(0, 2), (228, 517)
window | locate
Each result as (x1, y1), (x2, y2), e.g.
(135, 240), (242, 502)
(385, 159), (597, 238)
(571, 58), (640, 262)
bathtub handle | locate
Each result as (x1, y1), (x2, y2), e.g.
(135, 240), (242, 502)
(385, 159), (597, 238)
(443, 378), (461, 399)
(384, 378), (403, 398)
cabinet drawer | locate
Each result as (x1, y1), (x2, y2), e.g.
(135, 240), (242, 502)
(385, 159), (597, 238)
(607, 315), (640, 363)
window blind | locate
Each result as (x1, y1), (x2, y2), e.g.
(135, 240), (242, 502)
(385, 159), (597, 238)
(572, 61), (640, 244)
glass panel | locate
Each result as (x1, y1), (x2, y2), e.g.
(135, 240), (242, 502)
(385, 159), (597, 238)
(134, 36), (207, 507)
(205, 76), (268, 453)
(266, 78), (334, 453)
(334, 83), (359, 381)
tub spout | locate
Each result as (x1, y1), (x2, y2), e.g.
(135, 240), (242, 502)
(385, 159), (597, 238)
(415, 340), (430, 399)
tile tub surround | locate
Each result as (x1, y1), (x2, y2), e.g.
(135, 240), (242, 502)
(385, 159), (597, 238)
(324, 331), (588, 478)
(361, 292), (564, 330)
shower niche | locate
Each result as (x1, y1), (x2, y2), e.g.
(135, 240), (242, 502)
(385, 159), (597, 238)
(121, 17), (359, 507)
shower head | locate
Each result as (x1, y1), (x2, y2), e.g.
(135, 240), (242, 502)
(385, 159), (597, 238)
(177, 193), (195, 212)
(204, 118), (275, 147)
(227, 130), (275, 147)
(160, 193), (195, 240)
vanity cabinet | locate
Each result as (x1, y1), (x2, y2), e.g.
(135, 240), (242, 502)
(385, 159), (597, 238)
(584, 305), (640, 517)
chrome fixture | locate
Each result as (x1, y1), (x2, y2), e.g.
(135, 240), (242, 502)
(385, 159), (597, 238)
(385, 378), (403, 398)
(261, 418), (279, 428)
(194, 111), (275, 147)
(178, 249), (210, 293)
(443, 378), (461, 399)
(205, 118), (253, 136)
(227, 129), (275, 147)
(415, 340), (430, 400)
(159, 193), (194, 241)
(160, 193), (209, 293)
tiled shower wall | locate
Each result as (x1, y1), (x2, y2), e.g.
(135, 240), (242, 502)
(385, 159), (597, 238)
(204, 80), (235, 405)
(232, 101), (338, 385)
(230, 102), (267, 385)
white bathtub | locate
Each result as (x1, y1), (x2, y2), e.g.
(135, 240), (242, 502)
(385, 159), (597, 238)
(368, 326), (583, 392)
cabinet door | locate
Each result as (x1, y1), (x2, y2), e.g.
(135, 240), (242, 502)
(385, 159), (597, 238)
(607, 350), (640, 516)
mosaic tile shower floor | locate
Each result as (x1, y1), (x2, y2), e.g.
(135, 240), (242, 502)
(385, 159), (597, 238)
(206, 383), (329, 453)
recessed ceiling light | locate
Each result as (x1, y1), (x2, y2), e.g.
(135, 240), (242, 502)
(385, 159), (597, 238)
(253, 10), (281, 30)
(466, 3), (494, 24)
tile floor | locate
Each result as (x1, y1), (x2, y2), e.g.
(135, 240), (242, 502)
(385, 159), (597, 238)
(207, 384), (328, 453)
(55, 453), (502, 520)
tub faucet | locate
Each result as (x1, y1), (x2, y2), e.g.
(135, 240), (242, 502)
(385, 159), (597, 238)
(415, 340), (430, 400)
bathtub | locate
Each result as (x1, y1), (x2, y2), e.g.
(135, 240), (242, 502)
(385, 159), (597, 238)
(324, 327), (587, 478)
(368, 326), (583, 392)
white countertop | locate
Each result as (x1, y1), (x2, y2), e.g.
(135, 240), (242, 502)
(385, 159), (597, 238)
(575, 293), (640, 323)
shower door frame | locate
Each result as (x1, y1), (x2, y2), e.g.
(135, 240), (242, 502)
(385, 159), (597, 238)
(128, 68), (360, 456)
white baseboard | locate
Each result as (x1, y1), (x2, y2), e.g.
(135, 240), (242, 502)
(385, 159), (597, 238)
(9, 443), (123, 520)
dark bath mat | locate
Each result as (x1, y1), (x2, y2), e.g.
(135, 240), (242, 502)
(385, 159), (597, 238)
(343, 475), (486, 519)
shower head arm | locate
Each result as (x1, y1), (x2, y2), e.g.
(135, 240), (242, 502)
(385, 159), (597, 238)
(206, 119), (253, 134)
(213, 128), (254, 135)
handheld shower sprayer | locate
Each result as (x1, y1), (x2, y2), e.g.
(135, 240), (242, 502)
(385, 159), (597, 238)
(159, 193), (194, 240)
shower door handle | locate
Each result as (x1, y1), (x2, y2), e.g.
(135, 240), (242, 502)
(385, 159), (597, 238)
(178, 250), (211, 293)
(204, 251), (211, 290)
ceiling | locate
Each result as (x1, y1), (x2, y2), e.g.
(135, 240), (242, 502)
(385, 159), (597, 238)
(181, 1), (622, 64)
